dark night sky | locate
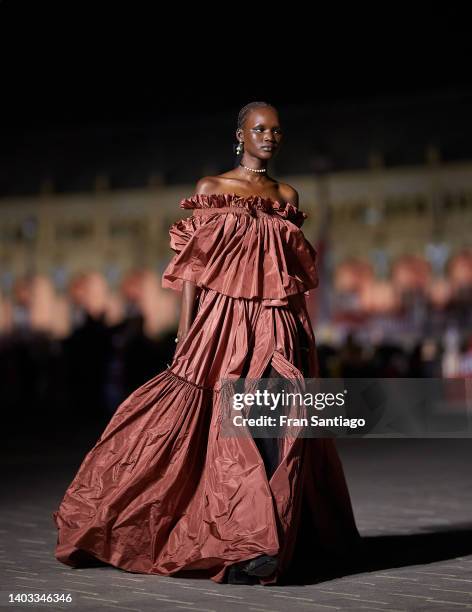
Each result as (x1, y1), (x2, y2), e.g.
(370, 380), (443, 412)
(1, 3), (470, 130)
(1, 3), (471, 195)
(5, 57), (470, 130)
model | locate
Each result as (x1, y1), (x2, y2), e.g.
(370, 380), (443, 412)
(52, 101), (360, 586)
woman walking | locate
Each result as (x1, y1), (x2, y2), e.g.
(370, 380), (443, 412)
(53, 101), (360, 585)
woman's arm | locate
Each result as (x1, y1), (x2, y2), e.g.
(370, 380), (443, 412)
(174, 177), (211, 343)
(176, 280), (198, 343)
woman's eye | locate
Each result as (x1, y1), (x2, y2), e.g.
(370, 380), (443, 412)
(252, 127), (282, 134)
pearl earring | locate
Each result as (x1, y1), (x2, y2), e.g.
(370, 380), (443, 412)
(236, 141), (244, 155)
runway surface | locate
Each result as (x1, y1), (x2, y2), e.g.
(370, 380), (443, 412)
(1, 424), (472, 611)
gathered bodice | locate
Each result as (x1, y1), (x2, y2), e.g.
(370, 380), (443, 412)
(162, 193), (318, 306)
(179, 192), (308, 227)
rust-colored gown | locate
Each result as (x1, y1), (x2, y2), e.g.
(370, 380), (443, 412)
(52, 193), (360, 585)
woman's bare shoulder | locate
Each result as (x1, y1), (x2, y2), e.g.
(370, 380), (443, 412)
(194, 176), (299, 206)
(278, 182), (299, 207)
(194, 176), (225, 196)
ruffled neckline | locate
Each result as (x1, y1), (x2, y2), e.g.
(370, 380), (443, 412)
(179, 192), (307, 224)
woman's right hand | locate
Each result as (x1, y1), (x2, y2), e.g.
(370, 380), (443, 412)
(176, 325), (190, 345)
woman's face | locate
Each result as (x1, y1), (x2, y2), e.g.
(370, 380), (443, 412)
(237, 107), (283, 160)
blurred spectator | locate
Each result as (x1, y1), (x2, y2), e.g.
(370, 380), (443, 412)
(1, 250), (470, 436)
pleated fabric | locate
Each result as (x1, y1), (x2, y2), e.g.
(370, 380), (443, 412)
(162, 193), (319, 306)
(52, 193), (360, 585)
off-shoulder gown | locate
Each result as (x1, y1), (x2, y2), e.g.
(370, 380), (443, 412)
(52, 193), (360, 585)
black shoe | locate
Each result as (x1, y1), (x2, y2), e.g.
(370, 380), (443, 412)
(242, 554), (278, 577)
(226, 554), (278, 584)
(226, 564), (257, 585)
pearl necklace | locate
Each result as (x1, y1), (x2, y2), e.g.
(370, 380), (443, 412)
(239, 163), (267, 173)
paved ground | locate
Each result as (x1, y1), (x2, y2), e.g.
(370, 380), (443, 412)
(1, 428), (472, 611)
